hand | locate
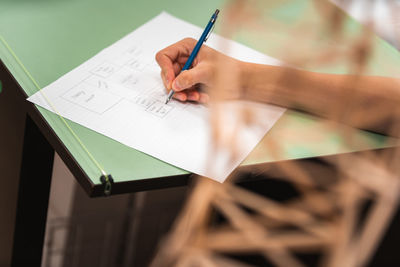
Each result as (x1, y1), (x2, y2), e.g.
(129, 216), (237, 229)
(156, 38), (235, 103)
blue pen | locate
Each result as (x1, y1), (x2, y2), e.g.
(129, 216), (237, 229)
(165, 9), (220, 104)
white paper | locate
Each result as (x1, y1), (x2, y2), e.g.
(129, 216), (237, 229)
(28, 12), (285, 182)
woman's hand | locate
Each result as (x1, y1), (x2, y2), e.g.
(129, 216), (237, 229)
(155, 38), (238, 103)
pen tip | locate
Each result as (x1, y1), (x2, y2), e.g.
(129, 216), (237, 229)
(215, 9), (220, 16)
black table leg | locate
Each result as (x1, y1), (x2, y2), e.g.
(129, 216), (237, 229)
(11, 115), (54, 267)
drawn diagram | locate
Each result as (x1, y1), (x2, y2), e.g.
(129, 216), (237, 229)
(133, 95), (173, 118)
(62, 82), (122, 114)
(114, 45), (150, 72)
(110, 68), (141, 90)
(125, 58), (147, 72)
(90, 62), (117, 78)
(64, 41), (193, 118)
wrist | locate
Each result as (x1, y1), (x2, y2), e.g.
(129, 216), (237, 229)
(239, 61), (251, 99)
(238, 62), (286, 105)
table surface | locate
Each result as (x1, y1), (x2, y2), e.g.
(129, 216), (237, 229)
(0, 0), (399, 188)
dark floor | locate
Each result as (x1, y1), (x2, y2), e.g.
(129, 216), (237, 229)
(44, 167), (400, 267)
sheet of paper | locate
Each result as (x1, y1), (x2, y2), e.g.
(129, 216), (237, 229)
(28, 12), (285, 182)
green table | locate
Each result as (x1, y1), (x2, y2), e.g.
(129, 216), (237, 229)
(1, 0), (399, 266)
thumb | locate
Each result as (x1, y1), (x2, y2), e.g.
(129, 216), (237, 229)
(172, 64), (211, 91)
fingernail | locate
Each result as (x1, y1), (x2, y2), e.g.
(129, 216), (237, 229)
(173, 80), (181, 90)
(175, 93), (186, 101)
(188, 91), (199, 101)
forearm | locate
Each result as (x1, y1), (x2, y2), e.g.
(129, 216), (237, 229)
(240, 62), (400, 136)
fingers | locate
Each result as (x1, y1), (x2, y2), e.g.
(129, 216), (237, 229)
(172, 63), (211, 92)
(156, 38), (212, 104)
(155, 38), (197, 90)
(156, 54), (175, 90)
(173, 91), (188, 101)
(187, 91), (209, 103)
(187, 90), (200, 101)
(173, 88), (210, 104)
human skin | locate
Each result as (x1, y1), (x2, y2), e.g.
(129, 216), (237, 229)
(156, 38), (400, 136)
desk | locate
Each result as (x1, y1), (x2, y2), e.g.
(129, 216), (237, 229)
(0, 0), (399, 266)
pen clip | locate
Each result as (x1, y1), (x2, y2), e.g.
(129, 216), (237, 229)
(204, 23), (216, 42)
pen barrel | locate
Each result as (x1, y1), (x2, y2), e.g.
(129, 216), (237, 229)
(181, 19), (215, 71)
(166, 10), (218, 104)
